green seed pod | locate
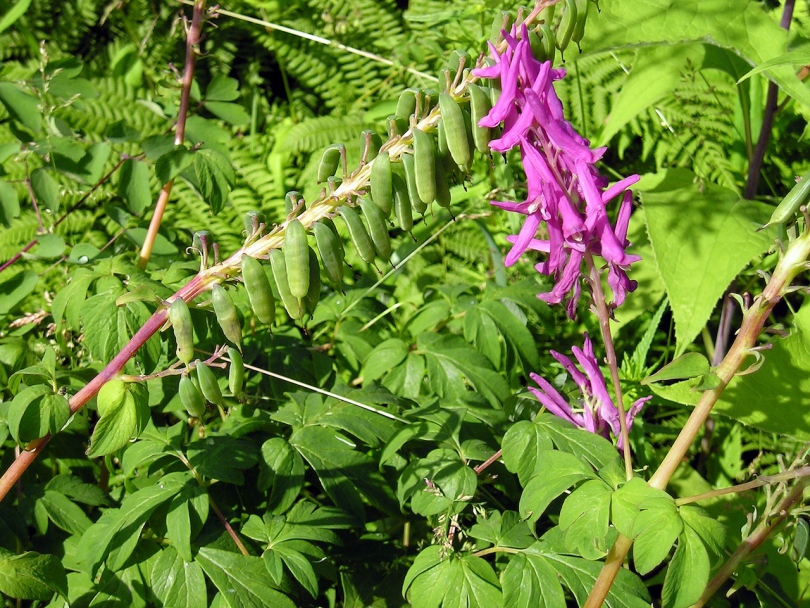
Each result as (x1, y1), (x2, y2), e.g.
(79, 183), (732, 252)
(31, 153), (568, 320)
(387, 115), (409, 138)
(447, 50), (470, 76)
(528, 29), (549, 62)
(489, 10), (513, 44)
(179, 373), (206, 419)
(227, 347), (244, 397)
(211, 283), (242, 348)
(468, 84), (493, 154)
(571, 0), (589, 50)
(285, 191), (304, 216)
(169, 298), (194, 365)
(241, 255), (276, 325)
(765, 169), (810, 228)
(412, 128), (436, 205)
(396, 88), (418, 120)
(303, 247), (321, 313)
(392, 172), (413, 234)
(359, 197), (392, 261)
(362, 130), (382, 162)
(317, 144), (344, 183)
(196, 361), (223, 406)
(370, 150), (393, 216)
(556, 0), (578, 54)
(192, 230), (211, 253)
(438, 93), (471, 170)
(434, 160), (452, 209)
(338, 205), (377, 265)
(539, 24), (557, 64)
(243, 210), (264, 237)
(270, 249), (302, 320)
(401, 152), (428, 215)
(284, 219), (310, 303)
(313, 221), (345, 286)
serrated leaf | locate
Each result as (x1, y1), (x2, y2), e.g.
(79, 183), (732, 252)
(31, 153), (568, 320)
(87, 381), (149, 457)
(501, 420), (553, 486)
(155, 145), (194, 184)
(196, 547), (296, 608)
(519, 451), (596, 523)
(151, 547), (206, 608)
(0, 548), (67, 600)
(502, 553), (565, 608)
(118, 159), (151, 215)
(662, 525), (709, 608)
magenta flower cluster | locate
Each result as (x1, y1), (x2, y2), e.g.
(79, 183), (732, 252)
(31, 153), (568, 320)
(473, 26), (640, 319)
(527, 334), (651, 449)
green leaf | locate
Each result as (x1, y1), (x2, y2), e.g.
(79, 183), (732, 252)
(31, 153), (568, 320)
(187, 435), (259, 484)
(611, 477), (673, 537)
(151, 547), (206, 608)
(205, 101), (250, 126)
(468, 511), (535, 550)
(30, 168), (60, 213)
(502, 553), (565, 608)
(679, 505), (727, 556)
(535, 413), (619, 470)
(662, 525), (710, 608)
(0, 0), (33, 34)
(362, 338), (409, 383)
(0, 548), (67, 600)
(0, 82), (41, 133)
(118, 159), (151, 215)
(258, 437), (304, 513)
(196, 547), (296, 608)
(639, 169), (776, 354)
(642, 352), (711, 385)
(464, 306), (502, 367)
(0, 180), (20, 226)
(45, 474), (109, 506)
(87, 380), (149, 457)
(403, 547), (502, 608)
(78, 142), (111, 184)
(501, 420), (553, 486)
(271, 544), (318, 597)
(479, 299), (541, 370)
(632, 499), (682, 575)
(559, 479), (613, 559)
(738, 48), (810, 82)
(8, 385), (69, 443)
(0, 270), (38, 316)
(206, 76), (240, 102)
(194, 149), (235, 214)
(39, 490), (93, 535)
(519, 450), (596, 523)
(29, 234), (66, 259)
(155, 145), (195, 184)
(410, 460), (476, 517)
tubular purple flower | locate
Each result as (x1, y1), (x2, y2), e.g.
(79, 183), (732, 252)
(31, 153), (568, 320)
(473, 25), (641, 317)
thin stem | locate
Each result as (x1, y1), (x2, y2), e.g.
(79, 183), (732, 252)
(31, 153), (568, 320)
(472, 546), (521, 558)
(137, 0), (205, 269)
(208, 493), (250, 556)
(24, 176), (44, 232)
(474, 449), (502, 475)
(675, 466), (810, 506)
(0, 241), (36, 274)
(743, 0), (795, 199)
(584, 253), (632, 480)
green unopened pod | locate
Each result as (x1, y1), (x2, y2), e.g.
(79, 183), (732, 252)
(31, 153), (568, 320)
(284, 219), (310, 302)
(359, 197), (392, 261)
(447, 50), (470, 76)
(338, 206), (377, 266)
(169, 297), (194, 365)
(401, 152), (428, 215)
(387, 115), (409, 138)
(539, 24), (557, 64)
(489, 10), (513, 43)
(285, 191), (304, 216)
(556, 0), (578, 54)
(412, 128), (436, 205)
(434, 159), (452, 209)
(313, 221), (345, 286)
(528, 29), (549, 62)
(270, 249), (302, 320)
(362, 130), (382, 162)
(438, 93), (471, 170)
(766, 168), (810, 227)
(317, 144), (344, 183)
(227, 347), (244, 397)
(241, 255), (276, 325)
(571, 0), (589, 51)
(370, 151), (393, 216)
(392, 173), (413, 234)
(211, 283), (242, 349)
(396, 88), (418, 120)
(243, 210), (264, 236)
(303, 247), (321, 313)
(179, 373), (206, 418)
(468, 83), (493, 153)
(196, 361), (223, 406)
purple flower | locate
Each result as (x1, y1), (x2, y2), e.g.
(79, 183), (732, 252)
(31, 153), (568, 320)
(527, 334), (650, 448)
(473, 25), (641, 317)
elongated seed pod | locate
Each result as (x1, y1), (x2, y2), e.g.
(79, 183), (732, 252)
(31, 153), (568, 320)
(211, 283), (242, 348)
(528, 30), (549, 62)
(285, 191), (303, 216)
(360, 198), (392, 261)
(489, 10), (513, 44)
(434, 160), (452, 209)
(396, 88), (418, 120)
(392, 173), (413, 234)
(766, 169), (810, 227)
(556, 0), (578, 53)
(571, 0), (589, 50)
(370, 151), (393, 216)
(401, 153), (428, 215)
(243, 210), (264, 237)
(304, 247), (321, 313)
(539, 24), (557, 65)
(412, 128), (436, 205)
(170, 298), (194, 365)
(313, 221), (345, 286)
(196, 361), (223, 406)
(227, 347), (244, 397)
(438, 93), (470, 169)
(447, 50), (470, 76)
(242, 255), (276, 325)
(388, 115), (409, 138)
(362, 130), (382, 162)
(468, 84), (493, 153)
(270, 249), (302, 320)
(317, 144), (343, 183)
(284, 219), (309, 301)
(339, 206), (376, 265)
(179, 373), (206, 418)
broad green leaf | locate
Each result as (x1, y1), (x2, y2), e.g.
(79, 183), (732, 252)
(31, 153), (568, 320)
(0, 180), (19, 226)
(151, 547), (206, 608)
(78, 141), (111, 184)
(0, 82), (41, 133)
(118, 159), (151, 215)
(39, 490), (93, 535)
(639, 169), (776, 354)
(206, 76), (240, 102)
(8, 385), (69, 443)
(196, 547), (296, 608)
(662, 525), (710, 608)
(558, 479), (613, 559)
(0, 0), (33, 34)
(479, 299), (541, 370)
(642, 352), (711, 385)
(0, 270), (38, 316)
(187, 435), (259, 484)
(410, 460), (476, 517)
(30, 168), (60, 212)
(46, 474), (108, 506)
(383, 352), (425, 399)
(501, 420), (553, 486)
(87, 564), (146, 608)
(205, 101), (251, 126)
(258, 437), (304, 513)
(502, 553), (565, 608)
(464, 306), (502, 367)
(519, 450), (596, 523)
(611, 477), (673, 537)
(271, 544), (318, 598)
(738, 48), (810, 82)
(362, 338), (409, 383)
(87, 380), (149, 457)
(29, 234), (66, 259)
(194, 149), (235, 214)
(679, 505), (727, 556)
(0, 548), (67, 600)
(155, 145), (194, 184)
(468, 511), (534, 550)
(632, 499), (682, 575)
(534, 413), (619, 469)
(403, 548), (502, 608)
